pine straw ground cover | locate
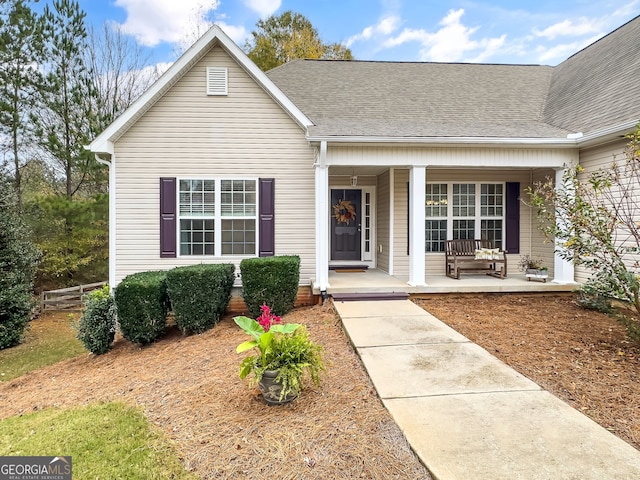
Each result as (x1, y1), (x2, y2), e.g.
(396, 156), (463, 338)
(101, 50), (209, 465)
(0, 302), (431, 480)
(415, 293), (640, 451)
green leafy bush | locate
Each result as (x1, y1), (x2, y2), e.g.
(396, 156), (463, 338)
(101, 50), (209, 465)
(240, 256), (300, 318)
(166, 264), (235, 334)
(0, 181), (40, 349)
(76, 285), (116, 354)
(114, 271), (169, 345)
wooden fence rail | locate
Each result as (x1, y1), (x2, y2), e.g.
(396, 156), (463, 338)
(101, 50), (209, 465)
(40, 281), (107, 312)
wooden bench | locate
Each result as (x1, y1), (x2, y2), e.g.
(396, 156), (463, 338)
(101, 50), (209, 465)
(445, 239), (507, 279)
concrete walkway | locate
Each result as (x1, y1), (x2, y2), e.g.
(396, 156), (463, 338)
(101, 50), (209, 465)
(334, 299), (640, 480)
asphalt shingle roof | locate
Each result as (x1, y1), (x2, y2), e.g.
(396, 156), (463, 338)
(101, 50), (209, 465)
(543, 15), (640, 134)
(266, 16), (640, 140)
(268, 61), (567, 138)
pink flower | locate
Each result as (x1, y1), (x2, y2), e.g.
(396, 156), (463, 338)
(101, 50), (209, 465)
(257, 304), (281, 331)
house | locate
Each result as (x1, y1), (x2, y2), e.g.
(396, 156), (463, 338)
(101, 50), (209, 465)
(89, 15), (640, 301)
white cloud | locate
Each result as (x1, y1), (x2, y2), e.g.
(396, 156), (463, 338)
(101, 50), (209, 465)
(533, 17), (603, 39)
(612, 0), (640, 19)
(215, 22), (250, 45)
(115, 0), (221, 46)
(467, 35), (507, 63)
(384, 9), (506, 62)
(345, 15), (401, 47)
(536, 33), (605, 63)
(243, 0), (281, 18)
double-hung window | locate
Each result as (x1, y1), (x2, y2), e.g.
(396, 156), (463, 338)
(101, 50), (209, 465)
(179, 179), (256, 256)
(425, 182), (504, 252)
(425, 184), (448, 252)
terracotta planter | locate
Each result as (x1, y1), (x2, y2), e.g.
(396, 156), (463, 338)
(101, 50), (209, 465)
(258, 369), (298, 405)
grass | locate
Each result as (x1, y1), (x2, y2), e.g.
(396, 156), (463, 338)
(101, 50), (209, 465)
(0, 402), (198, 480)
(0, 312), (86, 381)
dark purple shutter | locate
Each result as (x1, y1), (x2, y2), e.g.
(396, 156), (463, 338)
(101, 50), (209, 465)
(160, 177), (177, 258)
(505, 182), (520, 254)
(259, 178), (275, 257)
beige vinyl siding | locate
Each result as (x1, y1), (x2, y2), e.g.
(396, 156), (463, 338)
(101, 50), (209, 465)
(388, 167), (556, 279)
(328, 146), (575, 168)
(529, 168), (556, 277)
(376, 170), (391, 272)
(574, 140), (628, 284)
(113, 45), (315, 284)
(329, 175), (378, 187)
(393, 169), (410, 277)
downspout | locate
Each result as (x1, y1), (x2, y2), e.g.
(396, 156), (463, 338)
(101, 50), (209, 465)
(95, 153), (116, 292)
(529, 168), (533, 257)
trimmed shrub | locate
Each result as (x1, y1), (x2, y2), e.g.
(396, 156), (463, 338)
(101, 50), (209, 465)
(240, 256), (300, 318)
(114, 271), (169, 345)
(166, 263), (235, 334)
(0, 181), (40, 349)
(76, 285), (116, 354)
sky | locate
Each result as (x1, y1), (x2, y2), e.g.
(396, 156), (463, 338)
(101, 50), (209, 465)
(37, 0), (640, 68)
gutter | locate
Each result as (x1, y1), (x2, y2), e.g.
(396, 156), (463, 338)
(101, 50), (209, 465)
(94, 153), (116, 292)
(575, 119), (639, 147)
(306, 135), (578, 147)
(307, 118), (639, 148)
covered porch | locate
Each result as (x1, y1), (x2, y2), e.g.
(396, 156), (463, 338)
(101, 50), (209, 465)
(313, 142), (580, 295)
(313, 268), (577, 297)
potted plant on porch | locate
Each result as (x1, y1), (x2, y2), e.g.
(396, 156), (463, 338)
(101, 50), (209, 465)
(518, 255), (549, 282)
(234, 305), (325, 405)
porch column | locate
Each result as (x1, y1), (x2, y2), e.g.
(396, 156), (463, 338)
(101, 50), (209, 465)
(553, 167), (575, 284)
(408, 166), (427, 286)
(314, 142), (330, 292)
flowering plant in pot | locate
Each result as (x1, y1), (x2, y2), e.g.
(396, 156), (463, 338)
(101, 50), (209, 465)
(234, 304), (324, 405)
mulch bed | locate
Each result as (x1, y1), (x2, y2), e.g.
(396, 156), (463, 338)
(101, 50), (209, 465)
(415, 292), (640, 450)
(3, 292), (639, 478)
(0, 302), (431, 479)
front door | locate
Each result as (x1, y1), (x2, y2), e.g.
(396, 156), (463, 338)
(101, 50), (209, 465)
(331, 189), (362, 261)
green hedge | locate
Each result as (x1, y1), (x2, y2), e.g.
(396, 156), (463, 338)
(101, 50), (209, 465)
(166, 264), (235, 334)
(114, 271), (169, 345)
(240, 256), (300, 318)
(76, 285), (116, 354)
(0, 180), (40, 349)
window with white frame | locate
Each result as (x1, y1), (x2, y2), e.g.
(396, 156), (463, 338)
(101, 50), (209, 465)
(179, 179), (256, 256)
(425, 184), (448, 252)
(425, 182), (504, 252)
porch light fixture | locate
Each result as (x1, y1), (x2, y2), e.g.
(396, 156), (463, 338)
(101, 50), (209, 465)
(350, 175), (358, 187)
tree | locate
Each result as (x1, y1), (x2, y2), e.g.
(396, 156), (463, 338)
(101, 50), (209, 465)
(25, 193), (108, 290)
(528, 127), (640, 316)
(87, 21), (160, 131)
(245, 11), (353, 71)
(34, 0), (101, 198)
(0, 179), (40, 349)
(0, 0), (46, 207)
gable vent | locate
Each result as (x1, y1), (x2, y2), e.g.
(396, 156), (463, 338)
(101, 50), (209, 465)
(206, 67), (228, 95)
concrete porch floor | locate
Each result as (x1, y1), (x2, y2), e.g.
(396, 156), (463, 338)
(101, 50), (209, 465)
(316, 269), (577, 295)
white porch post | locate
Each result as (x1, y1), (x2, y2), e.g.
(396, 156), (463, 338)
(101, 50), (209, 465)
(314, 141), (330, 292)
(553, 167), (575, 284)
(408, 166), (427, 286)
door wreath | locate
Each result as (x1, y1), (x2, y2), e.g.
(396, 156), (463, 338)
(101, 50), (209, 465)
(333, 199), (356, 225)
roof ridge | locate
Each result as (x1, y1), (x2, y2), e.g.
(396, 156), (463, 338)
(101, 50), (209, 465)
(562, 14), (640, 62)
(297, 58), (547, 67)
